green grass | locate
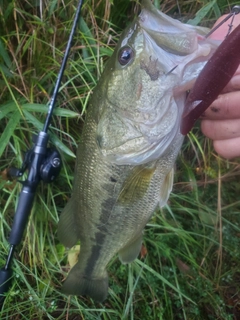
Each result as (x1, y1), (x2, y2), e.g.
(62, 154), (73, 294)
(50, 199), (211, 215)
(1, 0), (240, 319)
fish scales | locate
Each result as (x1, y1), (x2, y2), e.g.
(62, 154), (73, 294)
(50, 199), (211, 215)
(58, 0), (218, 302)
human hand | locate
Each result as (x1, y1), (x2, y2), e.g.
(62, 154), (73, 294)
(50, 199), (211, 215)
(201, 14), (240, 159)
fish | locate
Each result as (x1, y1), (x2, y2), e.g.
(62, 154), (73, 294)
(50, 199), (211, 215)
(58, 0), (218, 302)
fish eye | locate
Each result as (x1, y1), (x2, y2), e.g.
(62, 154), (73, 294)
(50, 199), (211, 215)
(118, 46), (134, 66)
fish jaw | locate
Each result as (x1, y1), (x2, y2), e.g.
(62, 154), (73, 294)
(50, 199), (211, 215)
(95, 1), (217, 166)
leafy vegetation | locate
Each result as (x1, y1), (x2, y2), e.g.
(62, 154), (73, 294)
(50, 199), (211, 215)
(1, 0), (240, 319)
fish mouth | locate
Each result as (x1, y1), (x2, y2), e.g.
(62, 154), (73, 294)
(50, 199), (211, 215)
(96, 1), (215, 164)
(139, 2), (199, 56)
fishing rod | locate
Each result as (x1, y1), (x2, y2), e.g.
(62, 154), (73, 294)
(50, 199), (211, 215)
(0, 0), (84, 309)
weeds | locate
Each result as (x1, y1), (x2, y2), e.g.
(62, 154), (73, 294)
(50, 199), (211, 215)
(1, 0), (240, 319)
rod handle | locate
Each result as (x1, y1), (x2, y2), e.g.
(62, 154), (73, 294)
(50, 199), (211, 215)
(9, 189), (35, 246)
(0, 268), (13, 304)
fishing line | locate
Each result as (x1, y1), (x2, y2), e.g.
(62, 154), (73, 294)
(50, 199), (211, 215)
(0, 0), (84, 310)
(226, 12), (237, 37)
(205, 5), (240, 38)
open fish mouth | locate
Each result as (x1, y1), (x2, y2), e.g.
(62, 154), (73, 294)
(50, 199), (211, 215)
(96, 2), (216, 166)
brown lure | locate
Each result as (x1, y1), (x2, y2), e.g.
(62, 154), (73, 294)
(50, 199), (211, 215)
(181, 22), (240, 135)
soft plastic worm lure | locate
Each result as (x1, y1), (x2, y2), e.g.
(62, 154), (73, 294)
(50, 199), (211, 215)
(181, 6), (240, 135)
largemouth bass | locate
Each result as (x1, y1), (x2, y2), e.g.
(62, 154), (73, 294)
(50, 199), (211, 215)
(58, 0), (217, 302)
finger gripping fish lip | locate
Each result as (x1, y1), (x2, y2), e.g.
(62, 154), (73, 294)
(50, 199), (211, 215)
(181, 23), (240, 135)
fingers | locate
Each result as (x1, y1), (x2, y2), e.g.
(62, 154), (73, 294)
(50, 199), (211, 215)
(209, 16), (240, 93)
(213, 138), (240, 159)
(209, 13), (240, 40)
(202, 91), (240, 120)
(200, 14), (240, 159)
(201, 119), (240, 140)
(202, 16), (240, 124)
(202, 119), (240, 159)
(223, 73), (240, 92)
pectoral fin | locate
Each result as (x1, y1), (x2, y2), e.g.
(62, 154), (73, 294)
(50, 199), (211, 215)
(159, 168), (174, 208)
(118, 233), (143, 264)
(118, 165), (156, 204)
(58, 198), (78, 248)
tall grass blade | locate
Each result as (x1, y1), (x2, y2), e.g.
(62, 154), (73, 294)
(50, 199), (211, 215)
(187, 0), (217, 25)
(0, 111), (21, 158)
